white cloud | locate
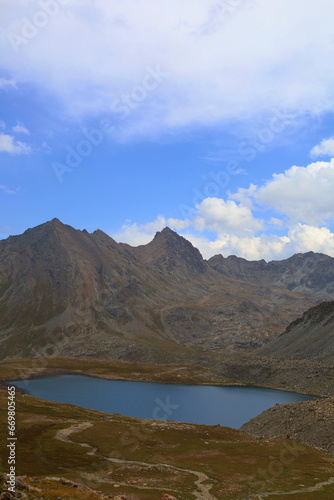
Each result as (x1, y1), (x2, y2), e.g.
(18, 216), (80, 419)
(112, 215), (190, 246)
(310, 137), (334, 157)
(229, 183), (257, 209)
(114, 157), (334, 261)
(255, 160), (334, 225)
(114, 219), (334, 261)
(288, 223), (334, 255)
(184, 224), (334, 261)
(184, 232), (291, 261)
(114, 218), (292, 261)
(0, 78), (16, 90)
(113, 198), (262, 249)
(194, 197), (263, 235)
(12, 122), (30, 135)
(1, 1), (334, 138)
(113, 212), (334, 260)
(0, 133), (32, 155)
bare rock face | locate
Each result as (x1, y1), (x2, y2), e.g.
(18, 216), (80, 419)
(160, 494), (177, 500)
(126, 226), (207, 277)
(1, 219), (334, 361)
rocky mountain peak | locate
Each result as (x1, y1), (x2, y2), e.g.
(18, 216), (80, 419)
(130, 227), (207, 274)
(156, 226), (176, 236)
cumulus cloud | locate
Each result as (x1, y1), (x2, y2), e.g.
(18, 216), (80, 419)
(184, 233), (291, 261)
(0, 133), (32, 155)
(114, 219), (334, 261)
(1, 1), (334, 138)
(255, 160), (334, 225)
(114, 157), (334, 261)
(194, 197), (263, 235)
(184, 224), (334, 261)
(310, 137), (334, 158)
(113, 217), (292, 261)
(112, 215), (190, 246)
(288, 223), (334, 255)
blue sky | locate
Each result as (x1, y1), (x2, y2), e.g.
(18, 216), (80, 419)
(2, 0), (334, 260)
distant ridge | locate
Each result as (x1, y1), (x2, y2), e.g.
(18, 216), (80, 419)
(208, 251), (334, 296)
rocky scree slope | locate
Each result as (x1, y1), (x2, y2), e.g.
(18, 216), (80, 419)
(241, 396), (334, 456)
(259, 300), (334, 361)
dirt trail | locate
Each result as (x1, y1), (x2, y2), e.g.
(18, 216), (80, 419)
(55, 421), (217, 500)
(244, 476), (334, 498)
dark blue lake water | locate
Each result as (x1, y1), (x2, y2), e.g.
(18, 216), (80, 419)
(11, 375), (314, 428)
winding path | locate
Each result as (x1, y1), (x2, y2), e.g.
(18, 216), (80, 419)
(244, 476), (334, 498)
(55, 421), (217, 499)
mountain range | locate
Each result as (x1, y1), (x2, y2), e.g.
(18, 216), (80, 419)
(1, 218), (334, 361)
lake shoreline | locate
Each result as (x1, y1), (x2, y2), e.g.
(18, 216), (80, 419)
(0, 363), (323, 398)
(8, 373), (316, 429)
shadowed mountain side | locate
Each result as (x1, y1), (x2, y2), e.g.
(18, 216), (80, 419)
(0, 219), (332, 360)
(259, 301), (334, 361)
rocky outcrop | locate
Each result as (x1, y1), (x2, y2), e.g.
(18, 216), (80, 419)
(241, 397), (334, 456)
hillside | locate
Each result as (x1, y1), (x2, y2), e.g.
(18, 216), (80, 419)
(0, 219), (333, 360)
(259, 301), (334, 361)
(241, 396), (334, 457)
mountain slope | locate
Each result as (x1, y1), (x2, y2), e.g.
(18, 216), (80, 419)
(259, 301), (334, 361)
(0, 219), (182, 360)
(0, 219), (333, 360)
